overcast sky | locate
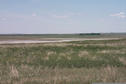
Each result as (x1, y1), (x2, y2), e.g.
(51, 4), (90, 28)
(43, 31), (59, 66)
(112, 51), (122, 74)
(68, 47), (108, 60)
(0, 0), (126, 34)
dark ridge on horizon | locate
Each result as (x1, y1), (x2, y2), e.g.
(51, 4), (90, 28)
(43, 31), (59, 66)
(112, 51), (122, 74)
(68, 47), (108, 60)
(0, 32), (126, 35)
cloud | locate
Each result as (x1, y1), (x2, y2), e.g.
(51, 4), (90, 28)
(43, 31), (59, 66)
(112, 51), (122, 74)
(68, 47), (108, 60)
(0, 17), (7, 21)
(68, 12), (81, 16)
(52, 15), (69, 19)
(2, 18), (7, 21)
(110, 12), (126, 18)
(51, 12), (81, 19)
(32, 13), (37, 17)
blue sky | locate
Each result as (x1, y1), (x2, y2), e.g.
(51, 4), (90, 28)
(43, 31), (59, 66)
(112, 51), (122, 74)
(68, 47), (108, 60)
(0, 0), (126, 34)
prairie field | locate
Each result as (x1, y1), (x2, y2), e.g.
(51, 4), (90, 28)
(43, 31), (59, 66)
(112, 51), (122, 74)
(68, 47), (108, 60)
(0, 36), (126, 84)
(1, 0), (126, 83)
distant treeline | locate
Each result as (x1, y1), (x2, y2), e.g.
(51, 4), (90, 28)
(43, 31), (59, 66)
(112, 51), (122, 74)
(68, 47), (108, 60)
(0, 33), (101, 36)
(1, 33), (126, 37)
(79, 33), (101, 35)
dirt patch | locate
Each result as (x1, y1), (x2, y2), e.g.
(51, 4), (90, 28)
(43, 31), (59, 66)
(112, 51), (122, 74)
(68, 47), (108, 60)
(0, 38), (121, 44)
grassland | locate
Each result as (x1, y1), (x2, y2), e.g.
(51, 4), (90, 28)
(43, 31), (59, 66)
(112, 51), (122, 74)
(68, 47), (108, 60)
(0, 38), (126, 84)
(0, 33), (126, 41)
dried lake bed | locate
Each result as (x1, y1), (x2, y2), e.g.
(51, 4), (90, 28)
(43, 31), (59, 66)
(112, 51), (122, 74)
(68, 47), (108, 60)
(0, 38), (121, 44)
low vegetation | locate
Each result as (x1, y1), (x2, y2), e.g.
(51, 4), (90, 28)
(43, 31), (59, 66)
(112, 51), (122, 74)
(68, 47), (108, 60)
(0, 39), (126, 84)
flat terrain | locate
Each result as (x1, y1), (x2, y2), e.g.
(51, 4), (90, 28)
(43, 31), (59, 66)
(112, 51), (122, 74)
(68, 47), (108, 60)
(0, 38), (120, 44)
(0, 33), (124, 44)
(0, 36), (126, 84)
(0, 34), (126, 84)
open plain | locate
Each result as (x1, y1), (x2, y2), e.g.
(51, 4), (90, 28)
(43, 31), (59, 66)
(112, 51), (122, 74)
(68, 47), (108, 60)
(0, 34), (126, 84)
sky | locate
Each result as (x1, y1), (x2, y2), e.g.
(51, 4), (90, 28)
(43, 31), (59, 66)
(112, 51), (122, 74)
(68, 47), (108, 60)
(0, 0), (126, 34)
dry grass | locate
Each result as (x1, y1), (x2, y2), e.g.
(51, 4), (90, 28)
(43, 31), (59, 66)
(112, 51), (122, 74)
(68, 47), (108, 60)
(97, 50), (126, 54)
(0, 38), (126, 84)
(0, 66), (126, 84)
(78, 51), (89, 58)
(9, 66), (19, 79)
